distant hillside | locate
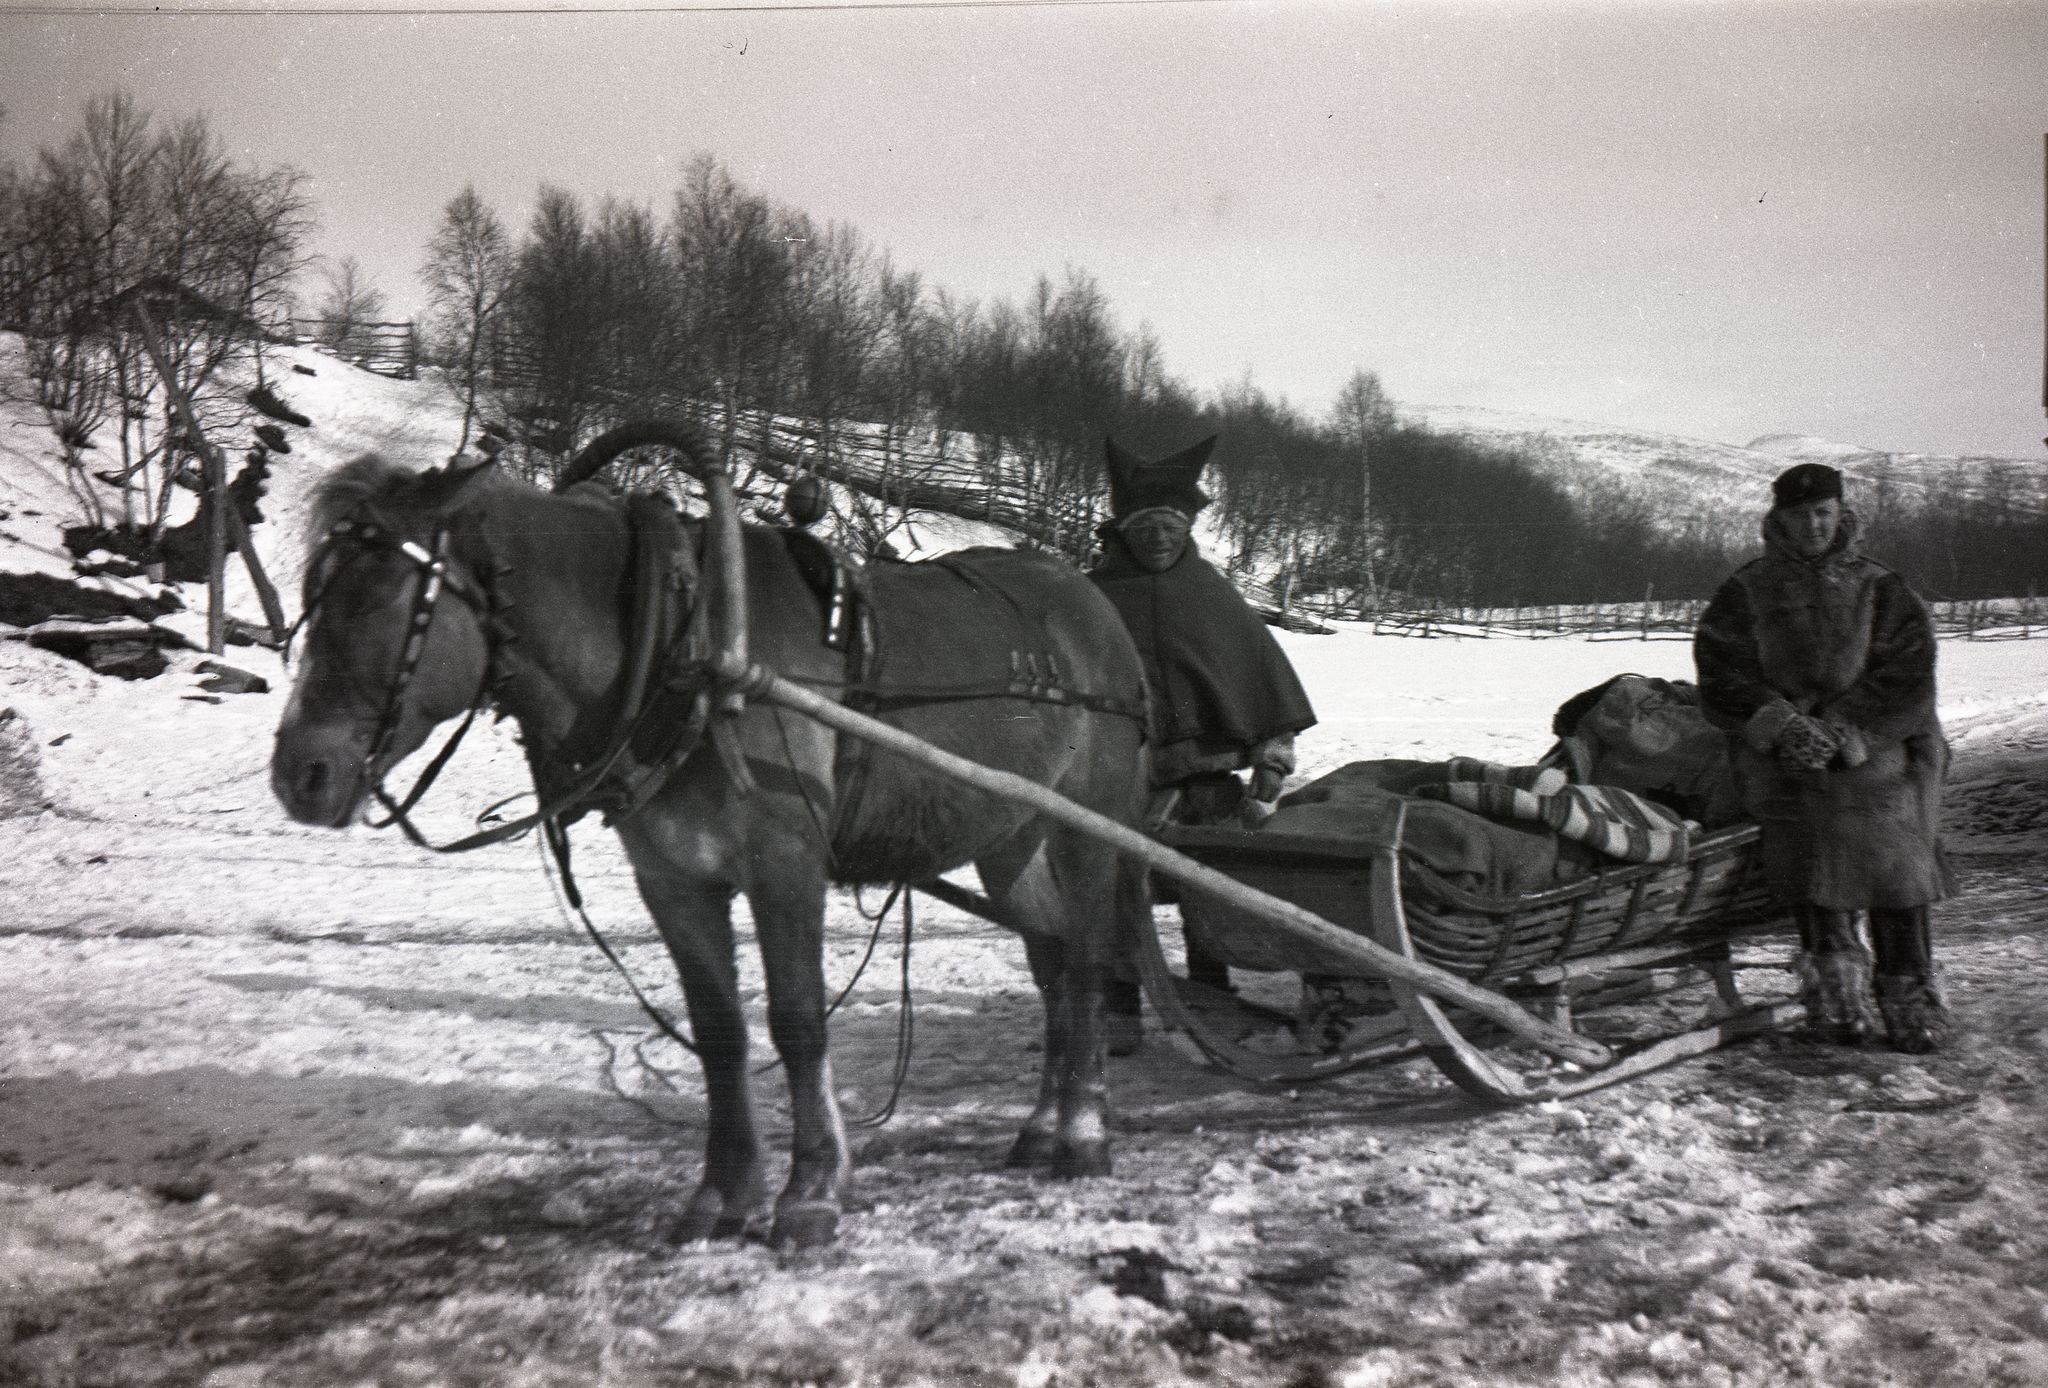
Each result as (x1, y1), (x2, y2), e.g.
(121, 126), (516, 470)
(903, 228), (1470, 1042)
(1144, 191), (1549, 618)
(1406, 404), (2048, 543)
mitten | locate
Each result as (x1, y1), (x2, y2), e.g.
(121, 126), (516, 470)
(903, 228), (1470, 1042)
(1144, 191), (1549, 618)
(1248, 764), (1287, 804)
(1822, 718), (1869, 768)
(1775, 714), (1840, 772)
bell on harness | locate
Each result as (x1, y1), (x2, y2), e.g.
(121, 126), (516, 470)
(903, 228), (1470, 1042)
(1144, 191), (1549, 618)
(785, 475), (828, 528)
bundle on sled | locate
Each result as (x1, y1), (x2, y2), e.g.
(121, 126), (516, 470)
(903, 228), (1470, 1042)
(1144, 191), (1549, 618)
(1144, 675), (1802, 1101)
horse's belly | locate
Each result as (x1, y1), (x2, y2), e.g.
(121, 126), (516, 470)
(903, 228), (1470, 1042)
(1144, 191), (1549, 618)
(828, 779), (1033, 886)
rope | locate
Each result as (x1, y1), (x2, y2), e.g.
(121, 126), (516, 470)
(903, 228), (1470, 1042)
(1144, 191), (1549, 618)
(539, 816), (701, 1059)
(846, 886), (917, 1131)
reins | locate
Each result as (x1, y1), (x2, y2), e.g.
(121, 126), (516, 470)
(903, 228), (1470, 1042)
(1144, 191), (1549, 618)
(303, 458), (1111, 1131)
(311, 499), (713, 856)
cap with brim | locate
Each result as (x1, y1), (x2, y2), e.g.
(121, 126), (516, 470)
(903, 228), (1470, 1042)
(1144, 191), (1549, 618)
(1771, 462), (1844, 510)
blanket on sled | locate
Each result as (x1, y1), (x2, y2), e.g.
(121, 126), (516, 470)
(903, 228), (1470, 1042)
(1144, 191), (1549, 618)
(1262, 761), (1585, 899)
(1412, 757), (1691, 866)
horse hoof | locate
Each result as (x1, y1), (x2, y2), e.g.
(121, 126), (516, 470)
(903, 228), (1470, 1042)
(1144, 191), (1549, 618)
(1005, 1130), (1058, 1169)
(771, 1200), (841, 1249)
(674, 1201), (747, 1244)
(1051, 1142), (1112, 1180)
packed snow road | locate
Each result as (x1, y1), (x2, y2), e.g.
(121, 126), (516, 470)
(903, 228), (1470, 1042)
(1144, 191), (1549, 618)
(3, 629), (2046, 1388)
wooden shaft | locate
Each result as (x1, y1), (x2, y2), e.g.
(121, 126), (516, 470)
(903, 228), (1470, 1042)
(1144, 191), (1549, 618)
(704, 469), (748, 716)
(717, 651), (1613, 1068)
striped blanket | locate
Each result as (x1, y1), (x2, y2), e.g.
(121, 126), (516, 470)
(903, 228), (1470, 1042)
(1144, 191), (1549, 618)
(1413, 757), (1692, 865)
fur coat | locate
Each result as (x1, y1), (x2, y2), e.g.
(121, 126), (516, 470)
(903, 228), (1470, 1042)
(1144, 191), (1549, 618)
(1693, 508), (1954, 910)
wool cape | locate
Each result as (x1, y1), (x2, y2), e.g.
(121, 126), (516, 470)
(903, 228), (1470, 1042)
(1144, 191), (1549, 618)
(1088, 536), (1316, 777)
(1693, 507), (1954, 910)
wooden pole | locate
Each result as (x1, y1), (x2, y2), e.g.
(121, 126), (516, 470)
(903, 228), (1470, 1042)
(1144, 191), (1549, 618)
(130, 302), (226, 654)
(129, 301), (290, 647)
(714, 651), (1613, 1068)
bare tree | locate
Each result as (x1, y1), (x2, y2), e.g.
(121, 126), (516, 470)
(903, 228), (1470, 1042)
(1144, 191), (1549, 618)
(224, 165), (314, 390)
(669, 154), (794, 472)
(1330, 367), (1397, 608)
(312, 254), (388, 357)
(420, 184), (511, 451)
(9, 92), (314, 537)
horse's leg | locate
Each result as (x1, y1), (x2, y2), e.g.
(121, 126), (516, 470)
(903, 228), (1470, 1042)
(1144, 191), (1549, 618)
(627, 865), (766, 1241)
(746, 865), (852, 1248)
(978, 831), (1120, 1178)
(1009, 929), (1070, 1170)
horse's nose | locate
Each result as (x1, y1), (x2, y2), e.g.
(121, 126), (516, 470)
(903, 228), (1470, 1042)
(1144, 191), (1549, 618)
(272, 739), (359, 827)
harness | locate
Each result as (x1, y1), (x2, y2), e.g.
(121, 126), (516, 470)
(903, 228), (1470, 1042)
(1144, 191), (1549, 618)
(304, 488), (1147, 1116)
(307, 495), (1147, 853)
(299, 495), (715, 853)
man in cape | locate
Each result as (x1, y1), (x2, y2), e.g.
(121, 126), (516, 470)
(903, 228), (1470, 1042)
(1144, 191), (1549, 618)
(1089, 435), (1319, 1052)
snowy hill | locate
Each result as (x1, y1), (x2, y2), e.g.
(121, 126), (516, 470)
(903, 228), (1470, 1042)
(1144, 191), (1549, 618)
(1406, 403), (2048, 541)
(5, 328), (2042, 644)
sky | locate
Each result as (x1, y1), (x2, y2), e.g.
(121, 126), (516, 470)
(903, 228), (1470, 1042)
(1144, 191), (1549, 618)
(2, 0), (2044, 460)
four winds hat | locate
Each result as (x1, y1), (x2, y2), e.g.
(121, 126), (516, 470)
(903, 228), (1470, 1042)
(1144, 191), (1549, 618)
(1105, 436), (1217, 520)
(1771, 462), (1844, 511)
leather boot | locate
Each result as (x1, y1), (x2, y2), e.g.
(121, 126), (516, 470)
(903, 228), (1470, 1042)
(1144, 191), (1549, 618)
(1792, 906), (1877, 1045)
(1870, 906), (1951, 1054)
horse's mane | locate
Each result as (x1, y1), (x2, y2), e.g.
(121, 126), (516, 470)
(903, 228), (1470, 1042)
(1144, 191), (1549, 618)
(305, 454), (510, 551)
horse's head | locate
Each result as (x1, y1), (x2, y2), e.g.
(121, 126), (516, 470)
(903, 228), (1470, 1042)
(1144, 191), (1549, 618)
(271, 455), (498, 827)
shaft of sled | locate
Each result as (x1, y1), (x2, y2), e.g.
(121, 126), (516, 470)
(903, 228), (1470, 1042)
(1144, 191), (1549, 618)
(720, 654), (1614, 1069)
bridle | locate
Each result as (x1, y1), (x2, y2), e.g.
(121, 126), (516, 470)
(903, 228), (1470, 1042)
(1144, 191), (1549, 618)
(296, 485), (742, 855)
(294, 515), (506, 844)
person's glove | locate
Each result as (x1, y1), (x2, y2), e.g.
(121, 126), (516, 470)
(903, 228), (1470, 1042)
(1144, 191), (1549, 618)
(1775, 714), (1841, 773)
(1821, 718), (1870, 768)
(1248, 765), (1287, 804)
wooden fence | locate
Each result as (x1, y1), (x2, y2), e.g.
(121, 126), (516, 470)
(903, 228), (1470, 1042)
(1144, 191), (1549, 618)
(290, 319), (418, 380)
(1351, 597), (2045, 641)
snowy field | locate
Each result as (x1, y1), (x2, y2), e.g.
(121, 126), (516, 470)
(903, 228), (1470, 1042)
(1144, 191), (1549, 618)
(4, 610), (2047, 1387)
(4, 346), (2048, 1386)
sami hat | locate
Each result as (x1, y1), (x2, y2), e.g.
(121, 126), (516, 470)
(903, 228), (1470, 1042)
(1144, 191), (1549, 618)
(1771, 462), (1844, 511)
(1105, 435), (1217, 520)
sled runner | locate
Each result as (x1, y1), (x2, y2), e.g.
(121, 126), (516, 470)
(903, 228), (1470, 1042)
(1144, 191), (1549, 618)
(1140, 807), (1803, 1100)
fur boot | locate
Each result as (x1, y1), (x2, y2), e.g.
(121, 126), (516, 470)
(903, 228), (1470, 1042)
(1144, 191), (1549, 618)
(1793, 946), (1879, 1045)
(1870, 905), (1948, 1053)
(1876, 973), (1952, 1054)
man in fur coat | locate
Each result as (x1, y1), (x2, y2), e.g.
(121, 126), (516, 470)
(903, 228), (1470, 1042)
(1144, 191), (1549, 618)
(1693, 462), (1954, 1052)
(1089, 435), (1319, 1051)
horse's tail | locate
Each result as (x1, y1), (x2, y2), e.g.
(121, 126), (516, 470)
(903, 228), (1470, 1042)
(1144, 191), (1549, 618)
(556, 418), (719, 494)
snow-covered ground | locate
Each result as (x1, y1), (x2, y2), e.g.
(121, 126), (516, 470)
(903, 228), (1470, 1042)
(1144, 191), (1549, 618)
(4, 345), (2048, 1386)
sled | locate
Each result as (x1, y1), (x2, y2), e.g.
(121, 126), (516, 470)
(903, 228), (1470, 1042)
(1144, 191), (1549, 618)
(1139, 802), (1804, 1101)
(499, 436), (1801, 1106)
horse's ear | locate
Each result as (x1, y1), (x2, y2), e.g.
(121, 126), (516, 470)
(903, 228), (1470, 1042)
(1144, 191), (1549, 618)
(414, 455), (496, 508)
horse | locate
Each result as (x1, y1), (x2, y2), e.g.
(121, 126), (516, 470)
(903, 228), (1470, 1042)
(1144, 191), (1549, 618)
(269, 423), (1153, 1248)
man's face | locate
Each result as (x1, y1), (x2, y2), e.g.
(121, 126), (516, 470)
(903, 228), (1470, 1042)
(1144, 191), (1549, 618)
(1782, 497), (1841, 559)
(1120, 509), (1192, 573)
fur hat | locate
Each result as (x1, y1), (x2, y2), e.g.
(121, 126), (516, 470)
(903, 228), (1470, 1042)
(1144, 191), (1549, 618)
(1105, 435), (1217, 519)
(1771, 462), (1844, 511)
